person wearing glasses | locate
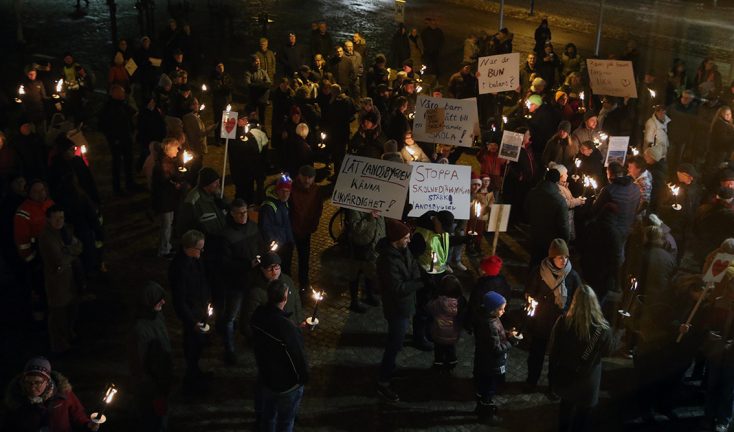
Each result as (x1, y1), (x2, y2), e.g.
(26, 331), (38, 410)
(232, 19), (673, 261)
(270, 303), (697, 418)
(168, 229), (211, 400)
(3, 356), (99, 431)
(241, 252), (303, 343)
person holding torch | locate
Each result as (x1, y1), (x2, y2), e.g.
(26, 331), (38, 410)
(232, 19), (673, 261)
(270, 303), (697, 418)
(3, 356), (99, 431)
(524, 238), (582, 394)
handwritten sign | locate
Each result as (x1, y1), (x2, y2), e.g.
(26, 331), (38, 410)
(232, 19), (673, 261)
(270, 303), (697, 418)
(331, 154), (411, 219)
(220, 110), (238, 140)
(498, 130), (524, 162)
(703, 252), (734, 283)
(586, 59), (638, 98)
(394, 0), (406, 23)
(478, 53), (520, 94)
(408, 162), (471, 219)
(124, 58), (138, 76)
(413, 95), (479, 147)
(605, 136), (630, 167)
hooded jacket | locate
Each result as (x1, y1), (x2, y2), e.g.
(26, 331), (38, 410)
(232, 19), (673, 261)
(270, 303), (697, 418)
(3, 371), (90, 432)
(128, 281), (174, 401)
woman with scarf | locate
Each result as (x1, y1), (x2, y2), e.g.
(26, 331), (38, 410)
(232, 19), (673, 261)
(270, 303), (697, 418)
(524, 238), (582, 393)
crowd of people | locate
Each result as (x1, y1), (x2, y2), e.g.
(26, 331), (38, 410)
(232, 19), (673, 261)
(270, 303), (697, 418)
(2, 7), (734, 432)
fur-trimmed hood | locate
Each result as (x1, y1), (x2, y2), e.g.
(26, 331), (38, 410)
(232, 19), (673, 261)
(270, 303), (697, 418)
(5, 371), (72, 410)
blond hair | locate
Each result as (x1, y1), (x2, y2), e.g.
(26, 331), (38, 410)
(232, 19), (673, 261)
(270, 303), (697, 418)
(565, 285), (609, 341)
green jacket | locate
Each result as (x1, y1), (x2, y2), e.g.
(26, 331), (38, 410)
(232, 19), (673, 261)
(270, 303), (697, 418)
(176, 186), (227, 237)
(241, 271), (302, 339)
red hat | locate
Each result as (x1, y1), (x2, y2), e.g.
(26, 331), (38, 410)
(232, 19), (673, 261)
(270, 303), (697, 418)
(386, 218), (411, 242)
(275, 174), (292, 191)
(480, 255), (503, 276)
(480, 172), (491, 180)
(471, 172), (482, 185)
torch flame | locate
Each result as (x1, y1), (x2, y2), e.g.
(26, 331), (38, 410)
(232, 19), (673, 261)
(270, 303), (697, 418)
(474, 201), (481, 218)
(416, 85), (423, 93)
(311, 289), (324, 302)
(574, 158), (581, 168)
(201, 84), (207, 91)
(269, 241), (278, 252)
(630, 277), (638, 291)
(18, 85), (25, 96)
(103, 385), (118, 404)
(80, 145), (88, 154)
(579, 91), (585, 101)
(408, 112), (415, 120)
(525, 296), (539, 317)
(226, 104), (232, 112)
(668, 183), (680, 196)
(320, 132), (326, 140)
(55, 80), (63, 93)
(631, 147), (639, 156)
(502, 115), (508, 124)
(599, 132), (608, 141)
(420, 65), (427, 74)
(525, 99), (532, 109)
(431, 251), (438, 263)
(182, 150), (193, 164)
(648, 88), (656, 99)
(207, 303), (214, 317)
(199, 104), (205, 111)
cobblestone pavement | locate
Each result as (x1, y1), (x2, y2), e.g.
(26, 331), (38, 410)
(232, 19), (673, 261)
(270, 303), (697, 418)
(0, 0), (718, 430)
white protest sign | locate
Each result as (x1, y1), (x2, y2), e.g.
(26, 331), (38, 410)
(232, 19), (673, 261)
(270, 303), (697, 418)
(703, 253), (734, 283)
(408, 162), (472, 219)
(331, 154), (411, 219)
(498, 130), (523, 162)
(220, 110), (238, 140)
(487, 204), (511, 232)
(605, 136), (630, 167)
(478, 53), (520, 94)
(413, 95), (479, 148)
(586, 59), (638, 98)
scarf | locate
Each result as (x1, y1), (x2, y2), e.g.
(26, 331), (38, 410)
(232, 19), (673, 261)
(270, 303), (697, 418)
(539, 257), (571, 309)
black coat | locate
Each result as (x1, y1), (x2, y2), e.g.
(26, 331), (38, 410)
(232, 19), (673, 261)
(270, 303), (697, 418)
(692, 199), (734, 265)
(151, 155), (185, 213)
(549, 318), (612, 407)
(168, 251), (210, 329)
(525, 180), (570, 260)
(525, 265), (582, 341)
(579, 213), (625, 299)
(592, 176), (640, 237)
(528, 104), (558, 158)
(12, 133), (47, 181)
(221, 218), (262, 291)
(278, 42), (307, 78)
(251, 304), (309, 392)
(376, 237), (423, 320)
(99, 98), (135, 141)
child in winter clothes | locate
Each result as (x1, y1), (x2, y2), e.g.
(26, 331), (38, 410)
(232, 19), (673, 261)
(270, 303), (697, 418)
(467, 256), (512, 329)
(426, 275), (467, 370)
(472, 291), (518, 424)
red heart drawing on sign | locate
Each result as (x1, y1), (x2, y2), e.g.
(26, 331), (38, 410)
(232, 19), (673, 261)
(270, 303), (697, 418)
(224, 117), (236, 134)
(712, 259), (729, 277)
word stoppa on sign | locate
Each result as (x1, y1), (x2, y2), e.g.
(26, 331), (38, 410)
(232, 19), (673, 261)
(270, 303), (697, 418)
(408, 162), (471, 219)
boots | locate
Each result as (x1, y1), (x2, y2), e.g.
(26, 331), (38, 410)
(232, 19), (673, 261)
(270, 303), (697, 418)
(349, 281), (367, 313)
(363, 278), (380, 307)
(476, 400), (502, 425)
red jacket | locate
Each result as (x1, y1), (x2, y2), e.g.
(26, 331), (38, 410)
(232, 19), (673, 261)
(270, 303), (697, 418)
(289, 182), (328, 238)
(14, 198), (54, 262)
(2, 372), (92, 432)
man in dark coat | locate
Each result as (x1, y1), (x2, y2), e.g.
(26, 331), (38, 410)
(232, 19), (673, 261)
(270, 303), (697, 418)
(13, 119), (47, 181)
(421, 18), (445, 77)
(525, 169), (570, 267)
(527, 95), (558, 161)
(278, 32), (307, 79)
(690, 187), (734, 268)
(593, 162), (641, 237)
(218, 199), (262, 363)
(376, 219), (423, 402)
(128, 281), (174, 431)
(310, 21), (334, 58)
(349, 111), (386, 160)
(250, 279), (308, 432)
(99, 85), (140, 195)
(168, 229), (211, 398)
(19, 66), (49, 134)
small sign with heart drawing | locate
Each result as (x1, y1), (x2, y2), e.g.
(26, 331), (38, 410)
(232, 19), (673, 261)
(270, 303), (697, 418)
(220, 110), (239, 140)
(703, 253), (734, 283)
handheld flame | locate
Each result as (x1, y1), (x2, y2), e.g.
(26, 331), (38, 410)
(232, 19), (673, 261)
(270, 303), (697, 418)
(269, 241), (278, 252)
(207, 303), (214, 318)
(420, 65), (427, 74)
(311, 289), (324, 302)
(631, 147), (639, 156)
(525, 99), (532, 110)
(525, 296), (539, 317)
(80, 145), (88, 155)
(199, 103), (206, 112)
(103, 384), (118, 405)
(648, 88), (656, 99)
(408, 111), (415, 120)
(579, 91), (585, 101)
(225, 104), (232, 112)
(18, 85), (25, 96)
(201, 84), (207, 92)
(416, 85), (423, 93)
(182, 150), (193, 165)
(474, 201), (481, 218)
(502, 115), (508, 124)
(574, 158), (581, 168)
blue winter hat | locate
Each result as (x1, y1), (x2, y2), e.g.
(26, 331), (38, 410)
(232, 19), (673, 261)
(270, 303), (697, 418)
(483, 291), (506, 312)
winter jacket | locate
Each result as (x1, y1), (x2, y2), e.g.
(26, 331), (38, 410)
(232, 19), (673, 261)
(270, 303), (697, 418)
(290, 182), (329, 239)
(278, 42), (307, 78)
(549, 318), (612, 407)
(151, 154), (186, 214)
(14, 198), (54, 262)
(524, 180), (570, 257)
(630, 245), (676, 304)
(2, 372), (91, 432)
(12, 133), (47, 180)
(99, 98), (135, 141)
(38, 225), (82, 308)
(593, 175), (641, 236)
(708, 117), (734, 160)
(643, 114), (671, 157)
(467, 275), (512, 332)
(168, 250), (210, 329)
(254, 49), (277, 83)
(221, 217), (262, 291)
(692, 199), (734, 266)
(376, 237), (423, 319)
(427, 295), (466, 345)
(473, 310), (512, 377)
(259, 192), (295, 247)
(244, 68), (272, 106)
(528, 104), (559, 158)
(579, 212), (625, 299)
(542, 134), (578, 171)
(176, 186), (227, 237)
(243, 272), (302, 339)
(182, 112), (207, 156)
(525, 264), (582, 341)
(128, 282), (174, 403)
(251, 304), (309, 393)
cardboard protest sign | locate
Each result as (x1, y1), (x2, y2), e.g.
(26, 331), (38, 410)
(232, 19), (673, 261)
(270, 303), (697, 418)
(148, 57), (162, 67)
(413, 95), (479, 147)
(408, 162), (472, 219)
(124, 58), (138, 76)
(220, 110), (238, 140)
(703, 253), (734, 283)
(331, 154), (411, 219)
(486, 204), (511, 232)
(498, 130), (523, 162)
(586, 59), (638, 98)
(394, 0), (406, 23)
(605, 136), (629, 167)
(478, 53), (520, 94)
